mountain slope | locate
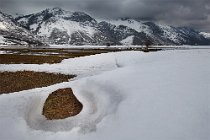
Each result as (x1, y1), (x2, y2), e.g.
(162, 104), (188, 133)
(0, 11), (46, 46)
(108, 18), (210, 45)
(97, 21), (148, 45)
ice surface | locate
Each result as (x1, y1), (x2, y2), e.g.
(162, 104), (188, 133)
(0, 49), (209, 140)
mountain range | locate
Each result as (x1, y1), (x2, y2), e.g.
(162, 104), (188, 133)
(0, 7), (210, 46)
(0, 11), (47, 46)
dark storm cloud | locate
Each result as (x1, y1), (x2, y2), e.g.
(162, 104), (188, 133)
(0, 0), (210, 31)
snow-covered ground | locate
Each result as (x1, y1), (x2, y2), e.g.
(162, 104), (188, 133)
(0, 49), (209, 140)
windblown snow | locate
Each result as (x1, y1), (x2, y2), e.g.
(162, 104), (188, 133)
(0, 49), (209, 140)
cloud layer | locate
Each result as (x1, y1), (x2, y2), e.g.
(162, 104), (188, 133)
(1, 0), (210, 31)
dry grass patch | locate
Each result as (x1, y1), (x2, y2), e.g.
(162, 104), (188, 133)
(0, 48), (109, 64)
(0, 71), (75, 94)
(43, 88), (83, 120)
(0, 54), (67, 64)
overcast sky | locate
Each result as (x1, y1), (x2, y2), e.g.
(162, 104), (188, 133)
(1, 0), (210, 32)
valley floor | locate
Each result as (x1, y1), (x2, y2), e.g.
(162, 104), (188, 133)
(0, 46), (209, 140)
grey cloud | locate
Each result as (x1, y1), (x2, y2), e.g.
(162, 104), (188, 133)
(0, 0), (209, 31)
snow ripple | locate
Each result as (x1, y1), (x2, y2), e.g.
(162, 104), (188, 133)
(25, 79), (123, 133)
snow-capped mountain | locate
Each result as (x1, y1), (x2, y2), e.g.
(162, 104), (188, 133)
(15, 7), (111, 45)
(0, 11), (46, 46)
(13, 8), (210, 45)
(107, 18), (210, 45)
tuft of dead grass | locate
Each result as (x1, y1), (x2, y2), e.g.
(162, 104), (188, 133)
(42, 88), (83, 120)
(0, 71), (75, 94)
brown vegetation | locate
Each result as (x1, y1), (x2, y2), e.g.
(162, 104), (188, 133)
(0, 48), (109, 64)
(0, 47), (162, 64)
(42, 88), (83, 120)
(0, 71), (75, 94)
(0, 54), (67, 64)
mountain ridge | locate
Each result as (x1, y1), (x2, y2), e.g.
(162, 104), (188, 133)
(1, 8), (210, 46)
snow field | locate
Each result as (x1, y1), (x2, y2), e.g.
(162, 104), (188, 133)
(0, 49), (209, 140)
